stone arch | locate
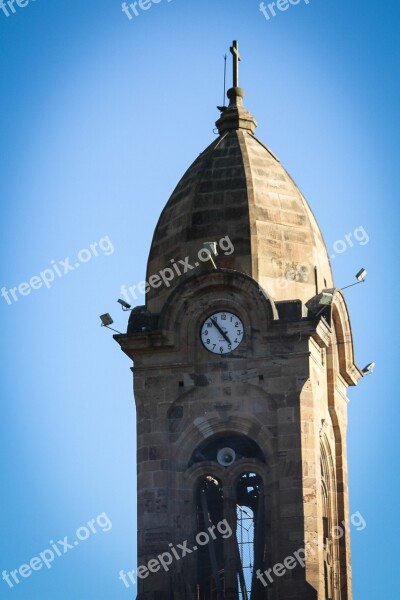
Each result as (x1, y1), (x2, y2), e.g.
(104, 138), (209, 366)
(172, 415), (275, 471)
(323, 291), (355, 600)
(330, 290), (363, 386)
(158, 268), (278, 352)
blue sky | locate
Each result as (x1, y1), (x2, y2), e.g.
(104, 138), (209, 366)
(0, 0), (399, 598)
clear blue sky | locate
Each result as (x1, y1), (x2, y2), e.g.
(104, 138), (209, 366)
(0, 0), (398, 598)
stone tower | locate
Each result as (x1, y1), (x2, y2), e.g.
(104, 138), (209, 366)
(116, 41), (362, 600)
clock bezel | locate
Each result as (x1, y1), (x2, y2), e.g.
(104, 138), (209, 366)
(200, 310), (245, 355)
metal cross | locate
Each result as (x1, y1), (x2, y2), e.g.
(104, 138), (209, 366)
(230, 40), (241, 88)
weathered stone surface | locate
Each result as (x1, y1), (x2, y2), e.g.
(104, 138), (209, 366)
(146, 127), (333, 313)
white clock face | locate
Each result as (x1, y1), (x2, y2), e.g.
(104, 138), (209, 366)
(200, 311), (244, 355)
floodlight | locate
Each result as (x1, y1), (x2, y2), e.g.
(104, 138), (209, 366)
(118, 299), (131, 310)
(362, 362), (375, 375)
(315, 292), (334, 317)
(356, 268), (367, 282)
(99, 312), (122, 334)
(319, 292), (333, 306)
(100, 313), (114, 327)
(342, 267), (368, 290)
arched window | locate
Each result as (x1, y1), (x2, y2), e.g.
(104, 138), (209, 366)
(192, 435), (266, 599)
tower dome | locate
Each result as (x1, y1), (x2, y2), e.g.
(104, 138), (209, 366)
(146, 54), (333, 314)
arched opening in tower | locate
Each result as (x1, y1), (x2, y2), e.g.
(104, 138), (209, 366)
(192, 435), (266, 598)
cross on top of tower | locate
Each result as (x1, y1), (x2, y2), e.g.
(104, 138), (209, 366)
(216, 40), (257, 134)
(230, 40), (241, 88)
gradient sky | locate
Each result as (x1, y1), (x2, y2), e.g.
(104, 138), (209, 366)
(0, 0), (399, 598)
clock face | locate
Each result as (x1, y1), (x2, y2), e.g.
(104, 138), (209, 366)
(200, 311), (244, 355)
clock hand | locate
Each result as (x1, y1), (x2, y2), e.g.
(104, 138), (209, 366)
(211, 318), (231, 344)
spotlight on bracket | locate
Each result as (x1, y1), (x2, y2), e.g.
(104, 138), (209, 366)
(356, 268), (367, 282)
(217, 447), (236, 467)
(342, 268), (368, 290)
(362, 362), (375, 375)
(99, 313), (122, 334)
(118, 299), (132, 311)
(100, 313), (114, 327)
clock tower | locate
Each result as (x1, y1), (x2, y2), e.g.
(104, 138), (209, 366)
(115, 42), (362, 600)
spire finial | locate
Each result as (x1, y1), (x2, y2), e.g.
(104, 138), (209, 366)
(230, 40), (241, 88)
(215, 40), (257, 135)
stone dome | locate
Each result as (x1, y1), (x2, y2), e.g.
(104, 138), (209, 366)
(146, 88), (333, 313)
